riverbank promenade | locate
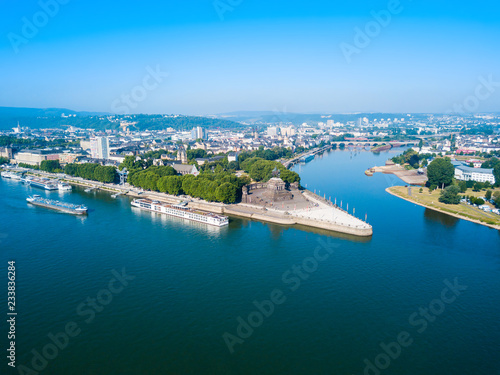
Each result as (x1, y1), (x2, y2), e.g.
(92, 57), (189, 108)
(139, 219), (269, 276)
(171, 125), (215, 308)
(16, 169), (373, 237)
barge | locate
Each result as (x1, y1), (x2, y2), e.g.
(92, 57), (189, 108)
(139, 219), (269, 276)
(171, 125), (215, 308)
(27, 195), (88, 215)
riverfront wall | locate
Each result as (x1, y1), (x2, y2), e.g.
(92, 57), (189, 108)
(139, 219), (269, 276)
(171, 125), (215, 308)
(26, 171), (373, 237)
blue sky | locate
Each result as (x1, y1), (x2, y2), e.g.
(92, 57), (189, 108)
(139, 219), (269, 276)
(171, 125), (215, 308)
(1, 0), (499, 115)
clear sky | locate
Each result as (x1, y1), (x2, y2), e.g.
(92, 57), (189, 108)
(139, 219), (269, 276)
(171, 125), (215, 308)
(1, 0), (499, 115)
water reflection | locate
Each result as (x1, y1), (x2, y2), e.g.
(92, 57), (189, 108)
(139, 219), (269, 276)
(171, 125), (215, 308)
(424, 208), (459, 228)
(131, 206), (227, 238)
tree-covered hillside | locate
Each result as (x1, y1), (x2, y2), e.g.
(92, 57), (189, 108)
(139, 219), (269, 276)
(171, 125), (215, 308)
(0, 107), (244, 131)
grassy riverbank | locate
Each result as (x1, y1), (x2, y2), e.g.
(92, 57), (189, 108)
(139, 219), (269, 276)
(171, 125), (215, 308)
(387, 186), (500, 230)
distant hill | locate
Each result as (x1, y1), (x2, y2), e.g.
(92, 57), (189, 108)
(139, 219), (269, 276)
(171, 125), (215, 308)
(214, 111), (421, 125)
(0, 106), (109, 118)
(0, 106), (111, 130)
(0, 107), (243, 131)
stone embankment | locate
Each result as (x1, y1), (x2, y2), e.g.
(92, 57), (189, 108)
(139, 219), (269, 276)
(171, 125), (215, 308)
(26, 171), (373, 237)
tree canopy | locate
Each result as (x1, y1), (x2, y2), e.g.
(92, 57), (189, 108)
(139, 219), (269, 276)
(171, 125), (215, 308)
(427, 158), (454, 189)
(64, 163), (117, 183)
(438, 185), (460, 204)
(40, 160), (61, 173)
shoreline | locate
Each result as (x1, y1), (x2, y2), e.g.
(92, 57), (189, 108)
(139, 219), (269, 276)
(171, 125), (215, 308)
(22, 171), (373, 237)
(369, 164), (427, 186)
(386, 187), (500, 231)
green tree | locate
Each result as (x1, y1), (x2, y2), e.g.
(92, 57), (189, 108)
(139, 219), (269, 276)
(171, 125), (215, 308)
(426, 158), (454, 189)
(494, 165), (500, 187)
(40, 160), (61, 173)
(493, 194), (500, 208)
(167, 176), (183, 195)
(215, 182), (238, 203)
(227, 161), (239, 170)
(240, 157), (264, 172)
(204, 181), (220, 202)
(474, 198), (485, 206)
(472, 182), (483, 192)
(249, 160), (274, 181)
(438, 185), (461, 204)
(485, 190), (492, 201)
(279, 168), (300, 184)
(457, 180), (467, 193)
(409, 154), (420, 168)
(158, 176), (183, 195)
(0, 157), (9, 165)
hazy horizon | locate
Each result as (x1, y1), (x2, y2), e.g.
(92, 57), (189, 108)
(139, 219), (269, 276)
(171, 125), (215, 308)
(1, 0), (500, 115)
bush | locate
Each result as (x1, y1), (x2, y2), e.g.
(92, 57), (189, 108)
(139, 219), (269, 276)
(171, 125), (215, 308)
(475, 198), (485, 206)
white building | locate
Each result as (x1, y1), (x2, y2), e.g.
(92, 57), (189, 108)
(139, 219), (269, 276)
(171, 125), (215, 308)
(453, 162), (495, 184)
(267, 127), (280, 136)
(90, 137), (110, 159)
(280, 126), (296, 137)
(191, 127), (207, 140)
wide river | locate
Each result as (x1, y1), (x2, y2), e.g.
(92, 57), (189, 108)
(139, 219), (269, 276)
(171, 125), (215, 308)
(1, 148), (499, 375)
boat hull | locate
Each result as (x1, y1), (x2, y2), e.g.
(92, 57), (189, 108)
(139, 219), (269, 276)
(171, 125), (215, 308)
(27, 198), (87, 215)
(131, 199), (228, 227)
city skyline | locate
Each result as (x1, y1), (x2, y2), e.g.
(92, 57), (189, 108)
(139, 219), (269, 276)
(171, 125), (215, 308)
(1, 0), (499, 115)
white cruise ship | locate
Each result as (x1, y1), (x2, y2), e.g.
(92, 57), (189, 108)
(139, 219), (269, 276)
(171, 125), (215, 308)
(131, 199), (229, 227)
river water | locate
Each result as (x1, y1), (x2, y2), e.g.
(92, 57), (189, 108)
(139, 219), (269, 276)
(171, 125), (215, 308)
(1, 148), (499, 375)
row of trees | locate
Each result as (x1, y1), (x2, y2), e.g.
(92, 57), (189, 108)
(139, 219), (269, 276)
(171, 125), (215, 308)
(40, 160), (62, 173)
(125, 165), (249, 204)
(127, 166), (178, 191)
(237, 147), (294, 166)
(64, 163), (117, 183)
(18, 163), (39, 170)
(239, 157), (300, 184)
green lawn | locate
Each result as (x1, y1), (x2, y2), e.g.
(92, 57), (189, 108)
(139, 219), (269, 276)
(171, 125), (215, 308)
(388, 186), (500, 227)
